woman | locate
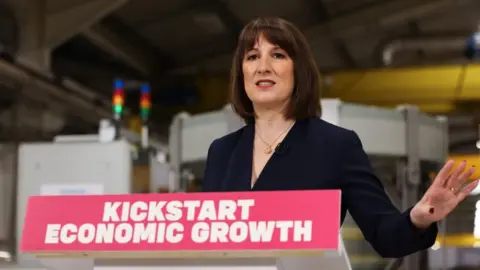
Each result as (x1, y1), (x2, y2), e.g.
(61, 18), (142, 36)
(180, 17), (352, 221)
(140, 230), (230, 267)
(202, 17), (478, 258)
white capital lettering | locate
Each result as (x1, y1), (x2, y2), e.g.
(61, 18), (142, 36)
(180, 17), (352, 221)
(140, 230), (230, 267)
(210, 222), (228, 243)
(133, 223), (156, 243)
(249, 221), (276, 242)
(276, 221), (294, 242)
(148, 201), (166, 221)
(115, 223), (133, 243)
(165, 201), (183, 221)
(229, 221), (248, 243)
(183, 200), (201, 221)
(44, 224), (60, 244)
(191, 222), (209, 243)
(217, 200), (236, 220)
(198, 200), (217, 221)
(102, 202), (121, 222)
(166, 222), (184, 243)
(60, 223), (77, 244)
(95, 223), (114, 243)
(293, 220), (312, 242)
(237, 199), (255, 220)
(130, 201), (148, 221)
(77, 224), (95, 244)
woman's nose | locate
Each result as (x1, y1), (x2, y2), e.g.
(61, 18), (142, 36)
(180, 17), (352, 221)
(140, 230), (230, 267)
(256, 57), (272, 74)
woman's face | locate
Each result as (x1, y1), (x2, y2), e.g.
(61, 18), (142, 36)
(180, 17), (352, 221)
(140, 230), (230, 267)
(242, 35), (294, 110)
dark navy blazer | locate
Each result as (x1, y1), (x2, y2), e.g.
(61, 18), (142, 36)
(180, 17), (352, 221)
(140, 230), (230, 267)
(203, 116), (438, 258)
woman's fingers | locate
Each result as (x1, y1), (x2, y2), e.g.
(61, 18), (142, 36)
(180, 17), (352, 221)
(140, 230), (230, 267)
(434, 160), (456, 187)
(445, 160), (466, 188)
(456, 179), (479, 202)
(448, 163), (475, 192)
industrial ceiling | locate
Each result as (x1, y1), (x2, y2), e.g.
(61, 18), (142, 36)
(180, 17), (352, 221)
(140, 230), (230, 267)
(52, 0), (480, 114)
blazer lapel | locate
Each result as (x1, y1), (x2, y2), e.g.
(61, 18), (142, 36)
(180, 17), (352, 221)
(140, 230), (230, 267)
(251, 117), (310, 190)
(222, 124), (254, 191)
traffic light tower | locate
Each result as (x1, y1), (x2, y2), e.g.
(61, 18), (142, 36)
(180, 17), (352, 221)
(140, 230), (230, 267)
(139, 83), (151, 149)
(112, 78), (151, 149)
(112, 79), (125, 120)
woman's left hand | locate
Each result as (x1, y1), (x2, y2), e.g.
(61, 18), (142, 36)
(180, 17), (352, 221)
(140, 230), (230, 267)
(410, 160), (479, 229)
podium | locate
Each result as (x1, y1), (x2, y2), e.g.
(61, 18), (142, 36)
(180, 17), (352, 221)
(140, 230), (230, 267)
(20, 190), (352, 270)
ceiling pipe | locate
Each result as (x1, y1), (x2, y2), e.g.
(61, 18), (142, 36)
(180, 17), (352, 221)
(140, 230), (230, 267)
(380, 35), (469, 66)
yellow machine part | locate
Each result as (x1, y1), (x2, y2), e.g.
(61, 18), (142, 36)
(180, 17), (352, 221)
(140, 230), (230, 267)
(434, 234), (480, 248)
(127, 116), (142, 134)
(448, 154), (480, 181)
(325, 64), (480, 113)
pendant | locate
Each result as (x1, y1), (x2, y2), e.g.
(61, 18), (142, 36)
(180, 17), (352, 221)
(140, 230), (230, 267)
(264, 146), (273, 154)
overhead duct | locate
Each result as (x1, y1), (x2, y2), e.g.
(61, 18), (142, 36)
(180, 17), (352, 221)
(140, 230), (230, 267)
(381, 35), (469, 66)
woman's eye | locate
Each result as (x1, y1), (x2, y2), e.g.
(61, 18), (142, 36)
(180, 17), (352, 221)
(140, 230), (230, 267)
(246, 54), (258, 61)
(272, 52), (286, 59)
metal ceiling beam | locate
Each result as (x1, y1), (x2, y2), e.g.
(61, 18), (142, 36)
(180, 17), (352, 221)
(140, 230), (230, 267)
(303, 0), (475, 39)
(202, 0), (243, 35)
(82, 16), (175, 76)
(9, 0), (129, 51)
(307, 0), (357, 67)
(45, 0), (129, 50)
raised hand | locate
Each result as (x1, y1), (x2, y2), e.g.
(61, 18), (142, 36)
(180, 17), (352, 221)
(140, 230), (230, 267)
(410, 160), (479, 228)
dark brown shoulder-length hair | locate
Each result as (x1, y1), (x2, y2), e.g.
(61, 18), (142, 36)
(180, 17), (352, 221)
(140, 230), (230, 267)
(230, 17), (322, 123)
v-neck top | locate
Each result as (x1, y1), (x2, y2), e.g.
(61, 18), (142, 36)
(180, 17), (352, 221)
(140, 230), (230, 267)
(203, 116), (438, 258)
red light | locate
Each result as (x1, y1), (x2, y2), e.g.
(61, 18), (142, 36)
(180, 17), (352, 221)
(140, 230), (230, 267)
(114, 88), (124, 97)
(140, 92), (150, 100)
(140, 93), (151, 108)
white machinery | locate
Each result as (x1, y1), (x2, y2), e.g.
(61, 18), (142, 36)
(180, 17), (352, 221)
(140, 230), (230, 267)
(3, 99), (449, 270)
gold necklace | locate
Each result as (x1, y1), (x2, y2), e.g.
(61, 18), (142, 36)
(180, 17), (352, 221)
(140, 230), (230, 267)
(255, 121), (295, 154)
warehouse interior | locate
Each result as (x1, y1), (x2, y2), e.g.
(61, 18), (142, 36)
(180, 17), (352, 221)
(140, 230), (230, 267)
(1, 0), (480, 269)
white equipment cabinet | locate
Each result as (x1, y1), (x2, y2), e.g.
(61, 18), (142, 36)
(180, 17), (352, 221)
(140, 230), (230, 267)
(13, 140), (132, 269)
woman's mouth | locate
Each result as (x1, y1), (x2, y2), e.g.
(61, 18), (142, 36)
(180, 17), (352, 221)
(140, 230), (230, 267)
(256, 80), (276, 89)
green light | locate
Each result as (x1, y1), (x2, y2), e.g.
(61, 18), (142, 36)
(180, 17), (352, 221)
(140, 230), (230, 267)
(140, 107), (150, 117)
(114, 104), (123, 114)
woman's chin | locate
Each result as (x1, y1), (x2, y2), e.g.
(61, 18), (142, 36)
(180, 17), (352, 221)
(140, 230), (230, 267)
(252, 99), (287, 110)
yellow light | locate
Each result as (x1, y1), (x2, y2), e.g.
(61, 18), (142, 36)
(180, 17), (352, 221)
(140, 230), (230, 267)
(113, 95), (124, 105)
(140, 99), (151, 108)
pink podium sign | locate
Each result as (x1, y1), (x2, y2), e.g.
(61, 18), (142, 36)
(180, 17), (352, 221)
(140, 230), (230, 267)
(20, 190), (341, 254)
